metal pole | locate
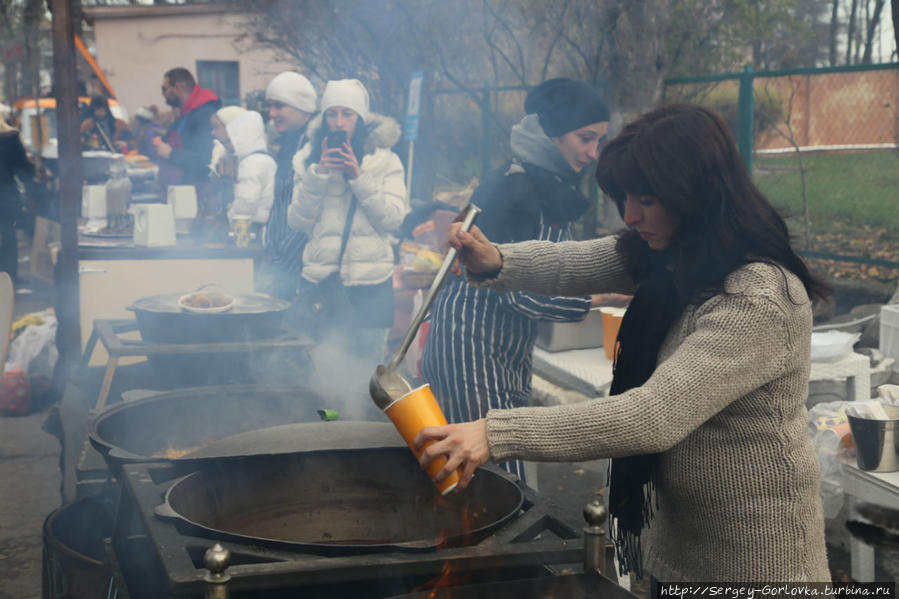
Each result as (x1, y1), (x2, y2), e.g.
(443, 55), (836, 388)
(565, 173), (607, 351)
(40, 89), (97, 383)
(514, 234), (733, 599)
(405, 139), (414, 202)
(50, 0), (83, 371)
(737, 63), (755, 175)
(204, 543), (231, 599)
(583, 499), (608, 578)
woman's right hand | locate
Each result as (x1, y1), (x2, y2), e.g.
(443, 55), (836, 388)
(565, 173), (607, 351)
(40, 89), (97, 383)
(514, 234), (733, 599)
(316, 137), (345, 174)
(447, 223), (502, 276)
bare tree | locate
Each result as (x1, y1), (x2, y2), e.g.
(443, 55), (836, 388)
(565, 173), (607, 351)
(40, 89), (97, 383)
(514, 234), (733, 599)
(846, 0), (859, 63)
(828, 0), (841, 65)
(861, 0), (887, 62)
(764, 76), (812, 249)
(604, 0), (673, 129)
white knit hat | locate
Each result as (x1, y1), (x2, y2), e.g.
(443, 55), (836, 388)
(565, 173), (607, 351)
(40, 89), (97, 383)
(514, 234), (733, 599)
(215, 105), (246, 125)
(265, 71), (317, 114)
(320, 79), (370, 123)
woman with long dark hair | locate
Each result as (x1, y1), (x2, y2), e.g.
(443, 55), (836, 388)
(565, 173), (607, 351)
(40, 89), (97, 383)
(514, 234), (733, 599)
(414, 103), (831, 582)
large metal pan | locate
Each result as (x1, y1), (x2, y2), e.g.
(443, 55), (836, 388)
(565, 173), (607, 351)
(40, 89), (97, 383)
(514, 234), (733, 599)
(127, 291), (290, 344)
(126, 291), (293, 383)
(87, 385), (337, 475)
(155, 448), (524, 555)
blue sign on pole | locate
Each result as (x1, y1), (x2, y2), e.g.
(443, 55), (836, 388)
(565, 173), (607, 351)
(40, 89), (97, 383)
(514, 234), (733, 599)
(404, 71), (423, 141)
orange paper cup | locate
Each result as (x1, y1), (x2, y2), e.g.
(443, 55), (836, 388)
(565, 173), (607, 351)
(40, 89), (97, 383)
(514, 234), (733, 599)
(383, 384), (462, 495)
(600, 307), (626, 361)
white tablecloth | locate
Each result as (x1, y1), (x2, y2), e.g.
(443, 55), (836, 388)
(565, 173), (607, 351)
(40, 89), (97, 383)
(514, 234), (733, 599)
(532, 346), (613, 398)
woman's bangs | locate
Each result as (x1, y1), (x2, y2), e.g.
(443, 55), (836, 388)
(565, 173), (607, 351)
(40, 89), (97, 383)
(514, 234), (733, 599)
(597, 143), (651, 210)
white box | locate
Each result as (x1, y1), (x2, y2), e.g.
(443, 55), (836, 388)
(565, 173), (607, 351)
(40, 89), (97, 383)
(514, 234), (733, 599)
(881, 304), (899, 360)
(131, 203), (176, 247)
(81, 185), (107, 219)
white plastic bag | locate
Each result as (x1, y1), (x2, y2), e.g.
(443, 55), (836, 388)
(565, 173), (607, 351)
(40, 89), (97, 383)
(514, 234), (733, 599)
(4, 309), (58, 377)
(807, 400), (853, 518)
(810, 330), (860, 362)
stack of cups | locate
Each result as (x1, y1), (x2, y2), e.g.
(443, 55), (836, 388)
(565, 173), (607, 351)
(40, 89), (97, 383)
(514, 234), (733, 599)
(382, 384), (462, 495)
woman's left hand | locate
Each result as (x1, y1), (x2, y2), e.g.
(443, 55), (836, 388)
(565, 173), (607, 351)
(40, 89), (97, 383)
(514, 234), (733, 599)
(338, 141), (361, 179)
(413, 419), (490, 490)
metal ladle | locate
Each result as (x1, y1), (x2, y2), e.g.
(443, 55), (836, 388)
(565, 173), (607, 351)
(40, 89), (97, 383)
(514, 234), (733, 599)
(370, 204), (481, 409)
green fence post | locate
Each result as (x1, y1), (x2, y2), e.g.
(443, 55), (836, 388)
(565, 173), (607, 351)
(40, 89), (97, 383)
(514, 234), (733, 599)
(481, 86), (491, 181)
(737, 63), (754, 174)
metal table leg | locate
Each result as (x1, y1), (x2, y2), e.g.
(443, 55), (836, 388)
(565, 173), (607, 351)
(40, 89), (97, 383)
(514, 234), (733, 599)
(95, 353), (120, 411)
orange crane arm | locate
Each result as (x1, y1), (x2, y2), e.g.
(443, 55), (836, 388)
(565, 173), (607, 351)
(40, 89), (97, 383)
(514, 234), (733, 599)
(74, 33), (115, 99)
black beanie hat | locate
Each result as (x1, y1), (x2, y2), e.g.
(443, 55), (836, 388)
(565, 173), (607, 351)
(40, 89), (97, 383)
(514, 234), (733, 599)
(524, 78), (610, 137)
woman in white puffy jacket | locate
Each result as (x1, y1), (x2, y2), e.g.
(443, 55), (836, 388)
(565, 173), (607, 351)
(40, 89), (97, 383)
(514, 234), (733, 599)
(224, 110), (277, 226)
(288, 79), (408, 412)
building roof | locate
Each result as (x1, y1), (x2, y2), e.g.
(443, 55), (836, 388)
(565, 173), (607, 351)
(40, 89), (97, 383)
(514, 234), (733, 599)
(82, 3), (229, 22)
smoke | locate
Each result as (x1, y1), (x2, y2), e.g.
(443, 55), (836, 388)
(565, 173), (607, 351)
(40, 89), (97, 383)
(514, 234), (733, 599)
(305, 329), (389, 422)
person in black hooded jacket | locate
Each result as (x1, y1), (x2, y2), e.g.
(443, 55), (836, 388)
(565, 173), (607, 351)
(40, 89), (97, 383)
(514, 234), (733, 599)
(0, 120), (34, 283)
(421, 78), (619, 484)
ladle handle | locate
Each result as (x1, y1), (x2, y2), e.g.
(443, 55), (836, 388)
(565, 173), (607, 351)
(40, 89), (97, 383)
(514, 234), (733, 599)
(387, 204), (481, 372)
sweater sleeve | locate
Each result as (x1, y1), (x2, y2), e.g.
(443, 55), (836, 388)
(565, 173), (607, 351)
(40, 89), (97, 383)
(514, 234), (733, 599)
(487, 290), (793, 462)
(468, 235), (635, 296)
(348, 150), (408, 235)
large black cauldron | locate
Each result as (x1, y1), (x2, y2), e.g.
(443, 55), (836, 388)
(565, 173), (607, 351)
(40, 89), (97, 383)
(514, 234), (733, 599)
(155, 448), (524, 555)
(88, 385), (334, 475)
(126, 292), (294, 383)
(127, 291), (290, 344)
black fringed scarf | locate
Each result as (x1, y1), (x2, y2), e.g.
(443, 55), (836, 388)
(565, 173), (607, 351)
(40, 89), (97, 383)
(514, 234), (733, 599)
(608, 259), (685, 579)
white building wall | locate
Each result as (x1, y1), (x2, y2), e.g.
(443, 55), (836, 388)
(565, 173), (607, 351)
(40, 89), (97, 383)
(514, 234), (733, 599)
(88, 7), (297, 117)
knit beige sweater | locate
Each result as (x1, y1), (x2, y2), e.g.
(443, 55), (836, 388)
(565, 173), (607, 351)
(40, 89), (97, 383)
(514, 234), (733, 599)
(471, 235), (830, 582)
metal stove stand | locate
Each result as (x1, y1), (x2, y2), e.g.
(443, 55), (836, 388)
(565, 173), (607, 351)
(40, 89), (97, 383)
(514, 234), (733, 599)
(81, 319), (313, 411)
(108, 461), (594, 598)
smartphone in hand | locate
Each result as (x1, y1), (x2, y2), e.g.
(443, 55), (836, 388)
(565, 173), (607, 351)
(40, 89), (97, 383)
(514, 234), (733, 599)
(326, 130), (348, 149)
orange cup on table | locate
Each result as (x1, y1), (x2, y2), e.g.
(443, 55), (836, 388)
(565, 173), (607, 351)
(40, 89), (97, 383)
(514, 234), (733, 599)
(600, 307), (627, 361)
(383, 384), (462, 495)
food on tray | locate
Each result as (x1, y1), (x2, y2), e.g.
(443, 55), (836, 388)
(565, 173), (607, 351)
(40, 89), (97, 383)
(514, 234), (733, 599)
(399, 242), (444, 271)
(179, 291), (234, 310)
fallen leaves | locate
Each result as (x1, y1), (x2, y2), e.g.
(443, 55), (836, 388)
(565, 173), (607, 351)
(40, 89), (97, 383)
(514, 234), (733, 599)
(800, 222), (899, 284)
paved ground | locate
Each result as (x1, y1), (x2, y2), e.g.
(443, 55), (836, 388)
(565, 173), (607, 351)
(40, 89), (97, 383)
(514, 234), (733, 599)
(1, 255), (62, 599)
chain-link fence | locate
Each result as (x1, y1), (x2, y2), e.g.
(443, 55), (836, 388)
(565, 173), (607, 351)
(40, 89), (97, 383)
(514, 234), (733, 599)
(426, 64), (899, 284)
(664, 63), (899, 284)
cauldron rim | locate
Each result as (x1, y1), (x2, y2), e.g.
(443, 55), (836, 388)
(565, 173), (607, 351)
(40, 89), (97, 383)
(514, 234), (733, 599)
(87, 385), (329, 470)
(156, 449), (525, 555)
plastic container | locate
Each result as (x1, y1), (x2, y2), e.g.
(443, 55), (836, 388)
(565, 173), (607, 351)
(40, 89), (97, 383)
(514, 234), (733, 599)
(535, 308), (604, 352)
(847, 403), (899, 472)
(880, 304), (899, 360)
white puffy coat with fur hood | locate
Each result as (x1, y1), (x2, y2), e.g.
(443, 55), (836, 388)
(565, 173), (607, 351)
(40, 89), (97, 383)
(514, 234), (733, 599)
(226, 111), (276, 224)
(288, 113), (408, 286)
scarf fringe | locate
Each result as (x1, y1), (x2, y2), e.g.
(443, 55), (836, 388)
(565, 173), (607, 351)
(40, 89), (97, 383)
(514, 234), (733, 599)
(610, 474), (657, 580)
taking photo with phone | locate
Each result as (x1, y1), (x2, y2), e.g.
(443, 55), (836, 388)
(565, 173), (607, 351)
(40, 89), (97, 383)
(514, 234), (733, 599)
(326, 129), (347, 149)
